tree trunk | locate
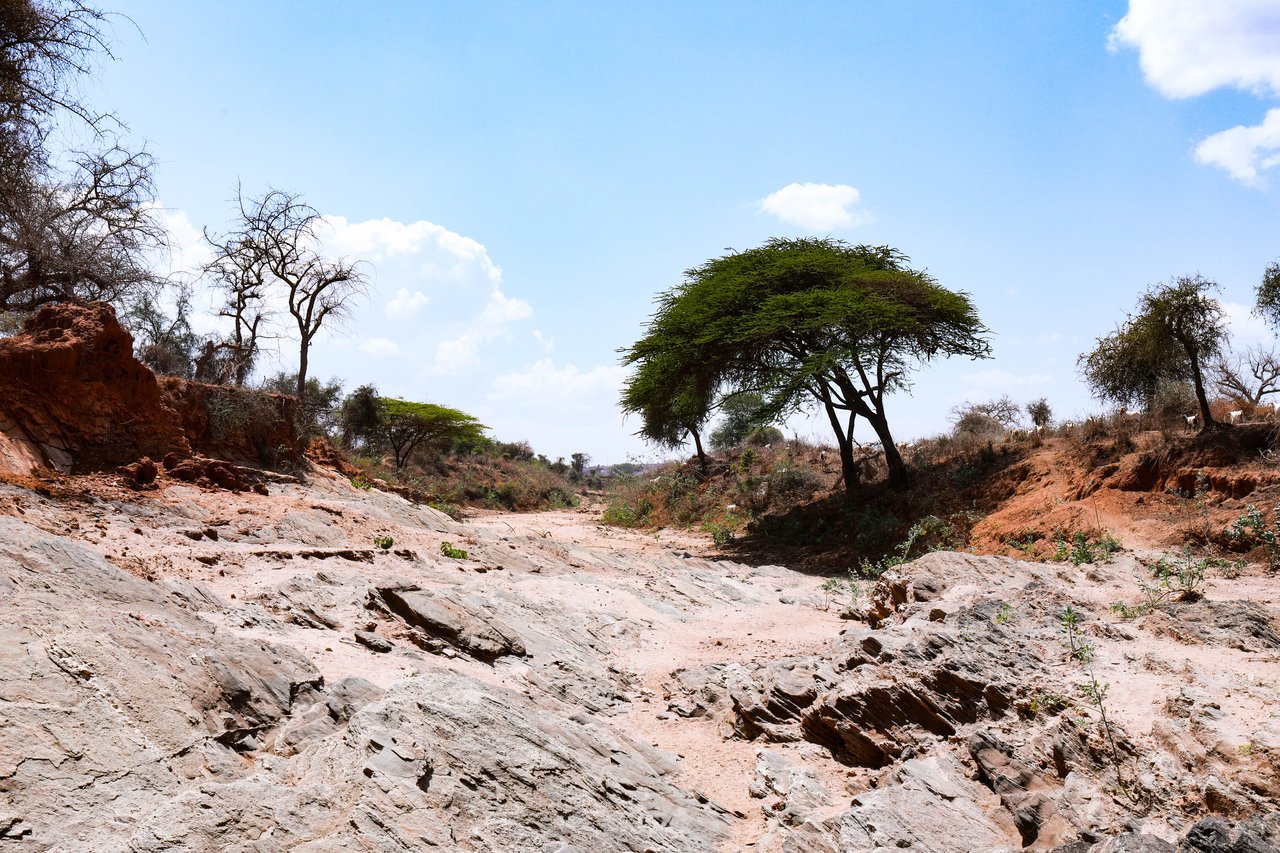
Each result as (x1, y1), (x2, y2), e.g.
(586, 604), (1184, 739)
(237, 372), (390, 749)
(818, 397), (860, 494)
(296, 342), (309, 405)
(1189, 352), (1216, 433)
(690, 428), (708, 477)
(865, 411), (909, 489)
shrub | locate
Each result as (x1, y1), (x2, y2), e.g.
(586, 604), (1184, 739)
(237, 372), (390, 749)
(440, 541), (468, 559)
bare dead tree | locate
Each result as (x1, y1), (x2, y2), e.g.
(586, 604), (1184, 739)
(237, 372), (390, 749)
(1210, 344), (1280, 405)
(223, 188), (367, 402)
(0, 2), (162, 311)
(204, 190), (274, 385)
(0, 144), (163, 309)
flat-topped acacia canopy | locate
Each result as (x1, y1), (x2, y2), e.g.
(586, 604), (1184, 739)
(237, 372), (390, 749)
(622, 238), (991, 490)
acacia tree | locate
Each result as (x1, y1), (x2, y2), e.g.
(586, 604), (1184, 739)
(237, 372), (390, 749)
(213, 188), (368, 401)
(1080, 275), (1226, 432)
(377, 397), (486, 469)
(619, 345), (716, 473)
(623, 238), (991, 491)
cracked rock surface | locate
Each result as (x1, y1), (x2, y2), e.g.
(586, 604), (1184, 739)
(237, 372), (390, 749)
(0, 469), (1278, 851)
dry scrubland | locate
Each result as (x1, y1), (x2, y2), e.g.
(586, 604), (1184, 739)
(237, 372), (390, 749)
(0, 305), (1277, 851)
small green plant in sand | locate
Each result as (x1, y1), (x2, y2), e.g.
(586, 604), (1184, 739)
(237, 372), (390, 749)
(994, 602), (1014, 625)
(1052, 529), (1121, 566)
(440, 541), (468, 559)
(1226, 503), (1280, 570)
(857, 515), (960, 578)
(821, 573), (862, 617)
(373, 535), (394, 550)
(1059, 605), (1139, 803)
(1110, 547), (1207, 619)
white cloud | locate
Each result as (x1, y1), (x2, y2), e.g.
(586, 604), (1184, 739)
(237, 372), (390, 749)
(385, 287), (430, 318)
(1111, 2), (1280, 185)
(491, 358), (627, 406)
(432, 288), (533, 373)
(323, 216), (502, 281)
(358, 337), (400, 356)
(960, 368), (1057, 393)
(1194, 107), (1280, 187)
(1222, 300), (1272, 347)
(1110, 1), (1280, 99)
(532, 329), (555, 352)
(758, 182), (873, 231)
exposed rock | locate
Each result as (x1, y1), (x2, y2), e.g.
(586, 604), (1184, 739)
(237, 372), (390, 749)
(376, 585), (528, 662)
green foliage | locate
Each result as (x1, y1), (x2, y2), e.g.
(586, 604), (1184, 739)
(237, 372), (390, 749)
(702, 522), (735, 547)
(821, 573), (862, 616)
(1026, 397), (1052, 428)
(340, 384), (383, 449)
(373, 535), (393, 550)
(621, 238), (991, 490)
(1256, 261), (1280, 330)
(709, 392), (776, 450)
(857, 514), (961, 577)
(378, 397), (487, 468)
(439, 541), (468, 559)
(1226, 503), (1280, 570)
(261, 372), (344, 436)
(1111, 548), (1209, 618)
(1052, 530), (1121, 566)
(994, 602), (1014, 625)
(1079, 275), (1226, 425)
(205, 385), (284, 442)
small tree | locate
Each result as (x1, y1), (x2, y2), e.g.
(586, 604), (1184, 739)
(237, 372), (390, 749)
(123, 283), (204, 378)
(339, 384), (383, 450)
(570, 452), (589, 482)
(260, 371), (343, 437)
(204, 193), (274, 385)
(1080, 275), (1226, 433)
(377, 397), (486, 469)
(1256, 261), (1280, 329)
(619, 346), (715, 473)
(709, 392), (774, 450)
(218, 188), (368, 401)
(1026, 397), (1052, 428)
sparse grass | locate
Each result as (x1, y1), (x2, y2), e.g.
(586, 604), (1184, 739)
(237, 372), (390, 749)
(350, 451), (581, 514)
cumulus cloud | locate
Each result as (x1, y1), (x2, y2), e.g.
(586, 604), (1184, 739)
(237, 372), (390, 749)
(385, 287), (430, 318)
(1222, 300), (1272, 347)
(432, 288), (534, 374)
(532, 329), (555, 351)
(358, 337), (400, 356)
(491, 359), (627, 406)
(323, 215), (502, 283)
(758, 183), (873, 231)
(1194, 107), (1280, 187)
(1110, 1), (1280, 99)
(961, 368), (1056, 393)
(1111, 2), (1280, 185)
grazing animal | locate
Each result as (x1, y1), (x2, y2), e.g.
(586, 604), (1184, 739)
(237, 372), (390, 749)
(1124, 409), (1141, 418)
(1228, 409), (1243, 424)
(1185, 414), (1197, 431)
(1034, 425), (1044, 435)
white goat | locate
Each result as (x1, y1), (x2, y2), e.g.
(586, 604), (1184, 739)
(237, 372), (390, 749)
(1228, 409), (1243, 424)
(1185, 413), (1197, 430)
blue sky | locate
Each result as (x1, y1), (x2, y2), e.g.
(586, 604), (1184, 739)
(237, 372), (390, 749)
(90, 1), (1280, 463)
